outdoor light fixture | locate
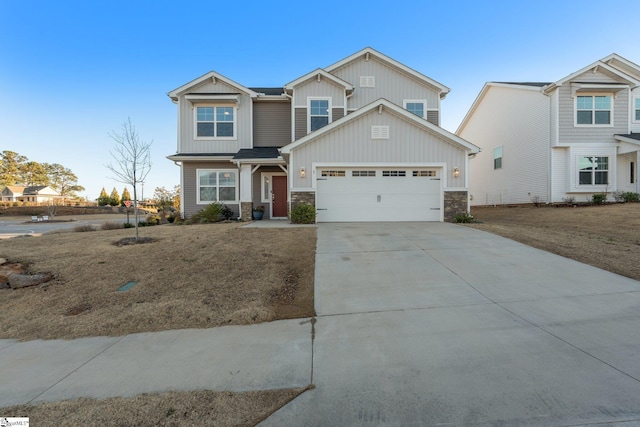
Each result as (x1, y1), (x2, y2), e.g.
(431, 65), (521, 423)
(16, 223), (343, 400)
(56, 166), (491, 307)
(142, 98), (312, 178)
(300, 167), (306, 178)
(453, 167), (460, 178)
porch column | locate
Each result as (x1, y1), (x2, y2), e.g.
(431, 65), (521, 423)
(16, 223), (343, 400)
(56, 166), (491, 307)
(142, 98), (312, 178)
(239, 164), (253, 221)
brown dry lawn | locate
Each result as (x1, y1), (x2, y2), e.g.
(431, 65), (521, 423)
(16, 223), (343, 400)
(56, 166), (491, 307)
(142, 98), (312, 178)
(468, 203), (640, 281)
(0, 219), (315, 426)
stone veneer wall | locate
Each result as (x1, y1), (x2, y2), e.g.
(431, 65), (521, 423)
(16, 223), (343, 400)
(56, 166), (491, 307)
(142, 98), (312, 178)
(290, 191), (315, 217)
(443, 191), (468, 222)
(240, 202), (252, 222)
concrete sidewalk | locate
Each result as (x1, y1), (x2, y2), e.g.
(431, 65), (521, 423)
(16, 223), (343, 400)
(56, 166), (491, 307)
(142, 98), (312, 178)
(0, 319), (312, 407)
(262, 222), (640, 426)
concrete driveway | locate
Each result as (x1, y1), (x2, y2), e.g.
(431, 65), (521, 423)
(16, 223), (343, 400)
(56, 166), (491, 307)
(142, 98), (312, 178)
(262, 222), (640, 426)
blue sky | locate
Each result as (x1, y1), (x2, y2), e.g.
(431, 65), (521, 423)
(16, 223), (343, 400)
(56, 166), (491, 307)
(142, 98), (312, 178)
(1, 0), (638, 200)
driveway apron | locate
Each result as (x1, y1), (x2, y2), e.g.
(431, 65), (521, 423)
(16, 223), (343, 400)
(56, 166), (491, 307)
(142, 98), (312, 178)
(262, 222), (640, 426)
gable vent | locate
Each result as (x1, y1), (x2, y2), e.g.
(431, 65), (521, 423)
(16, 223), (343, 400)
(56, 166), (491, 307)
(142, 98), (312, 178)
(360, 76), (375, 88)
(371, 125), (389, 139)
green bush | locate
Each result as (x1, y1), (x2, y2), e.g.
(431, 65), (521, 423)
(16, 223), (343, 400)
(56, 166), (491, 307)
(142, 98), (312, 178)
(290, 203), (315, 224)
(592, 193), (607, 205)
(452, 212), (475, 223)
(221, 204), (234, 220)
(123, 222), (134, 228)
(621, 192), (640, 202)
(146, 214), (161, 225)
(187, 202), (224, 224)
(167, 214), (176, 223)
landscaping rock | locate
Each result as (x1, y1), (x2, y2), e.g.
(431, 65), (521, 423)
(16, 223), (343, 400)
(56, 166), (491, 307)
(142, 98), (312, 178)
(0, 258), (7, 265)
(0, 281), (9, 289)
(8, 273), (52, 289)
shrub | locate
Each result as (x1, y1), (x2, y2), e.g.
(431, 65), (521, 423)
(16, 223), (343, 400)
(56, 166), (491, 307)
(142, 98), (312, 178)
(562, 196), (576, 204)
(187, 202), (224, 224)
(290, 203), (315, 224)
(592, 193), (607, 205)
(452, 212), (475, 223)
(167, 214), (176, 223)
(73, 224), (95, 232)
(146, 214), (161, 225)
(123, 222), (134, 228)
(621, 192), (640, 202)
(101, 221), (123, 230)
(221, 204), (234, 220)
(137, 221), (148, 227)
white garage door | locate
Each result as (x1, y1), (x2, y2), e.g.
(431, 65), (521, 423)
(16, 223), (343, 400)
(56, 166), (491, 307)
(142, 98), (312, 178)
(316, 168), (442, 222)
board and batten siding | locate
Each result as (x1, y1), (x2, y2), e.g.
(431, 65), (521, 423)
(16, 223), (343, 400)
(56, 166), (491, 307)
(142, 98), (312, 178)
(177, 79), (252, 153)
(292, 79), (346, 106)
(290, 108), (467, 189)
(253, 101), (291, 147)
(459, 84), (550, 206)
(182, 162), (239, 217)
(550, 147), (569, 202)
(330, 56), (441, 113)
(557, 70), (629, 144)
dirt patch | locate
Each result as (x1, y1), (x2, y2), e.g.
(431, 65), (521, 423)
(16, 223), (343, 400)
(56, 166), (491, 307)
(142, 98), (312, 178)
(0, 223), (316, 341)
(1, 387), (308, 427)
(467, 203), (640, 281)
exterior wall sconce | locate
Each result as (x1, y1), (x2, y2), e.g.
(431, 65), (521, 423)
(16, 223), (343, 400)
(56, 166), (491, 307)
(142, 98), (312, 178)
(300, 167), (306, 178)
(453, 167), (460, 178)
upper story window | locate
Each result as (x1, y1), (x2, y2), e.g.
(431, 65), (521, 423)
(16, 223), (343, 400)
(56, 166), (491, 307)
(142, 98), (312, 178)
(494, 146), (503, 170)
(309, 98), (330, 132)
(578, 156), (608, 185)
(196, 106), (235, 138)
(634, 97), (640, 121)
(403, 100), (426, 118)
(576, 95), (611, 126)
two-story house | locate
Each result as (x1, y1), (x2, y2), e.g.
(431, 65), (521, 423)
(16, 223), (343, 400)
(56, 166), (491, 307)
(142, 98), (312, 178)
(167, 47), (479, 222)
(457, 53), (640, 206)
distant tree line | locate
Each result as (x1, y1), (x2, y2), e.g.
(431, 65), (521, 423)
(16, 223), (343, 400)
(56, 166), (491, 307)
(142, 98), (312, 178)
(97, 186), (132, 206)
(0, 150), (85, 199)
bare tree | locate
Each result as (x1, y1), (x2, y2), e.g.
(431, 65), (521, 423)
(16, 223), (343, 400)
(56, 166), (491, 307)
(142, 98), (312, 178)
(106, 118), (152, 241)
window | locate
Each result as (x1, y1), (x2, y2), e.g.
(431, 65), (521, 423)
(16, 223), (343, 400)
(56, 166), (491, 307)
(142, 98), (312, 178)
(321, 170), (345, 177)
(403, 100), (426, 118)
(576, 95), (611, 125)
(578, 156), (608, 185)
(494, 146), (503, 170)
(309, 99), (330, 131)
(382, 170), (406, 177)
(198, 170), (237, 203)
(352, 170), (376, 177)
(413, 170), (436, 177)
(360, 76), (375, 87)
(371, 125), (389, 139)
(635, 98), (640, 121)
(196, 106), (235, 138)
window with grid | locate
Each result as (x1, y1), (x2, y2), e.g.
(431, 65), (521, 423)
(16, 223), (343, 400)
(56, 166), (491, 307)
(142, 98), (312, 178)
(494, 146), (503, 170)
(196, 106), (235, 138)
(635, 98), (640, 121)
(578, 156), (608, 185)
(382, 170), (406, 177)
(320, 170), (345, 177)
(198, 170), (237, 203)
(310, 99), (330, 131)
(352, 170), (376, 177)
(576, 95), (611, 125)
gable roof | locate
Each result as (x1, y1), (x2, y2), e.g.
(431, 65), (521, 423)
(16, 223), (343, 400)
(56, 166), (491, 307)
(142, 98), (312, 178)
(325, 47), (451, 99)
(284, 68), (354, 93)
(168, 71), (259, 101)
(2, 186), (25, 194)
(281, 98), (479, 155)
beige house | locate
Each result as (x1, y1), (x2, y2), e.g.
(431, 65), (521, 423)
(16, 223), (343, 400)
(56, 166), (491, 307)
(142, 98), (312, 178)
(167, 47), (479, 222)
(1, 186), (61, 204)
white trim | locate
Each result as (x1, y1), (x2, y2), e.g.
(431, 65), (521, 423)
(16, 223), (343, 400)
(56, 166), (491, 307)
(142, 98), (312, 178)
(359, 76), (375, 88)
(260, 172), (288, 218)
(307, 97), (332, 134)
(403, 99), (427, 118)
(168, 70), (258, 100)
(196, 168), (239, 204)
(574, 93), (614, 128)
(193, 105), (238, 141)
(284, 68), (354, 92)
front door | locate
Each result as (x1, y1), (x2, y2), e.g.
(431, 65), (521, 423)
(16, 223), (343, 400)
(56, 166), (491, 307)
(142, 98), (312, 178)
(272, 176), (288, 217)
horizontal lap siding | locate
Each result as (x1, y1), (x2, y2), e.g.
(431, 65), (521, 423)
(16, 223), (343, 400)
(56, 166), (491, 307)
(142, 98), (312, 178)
(182, 162), (238, 217)
(426, 110), (439, 126)
(291, 109), (466, 189)
(294, 108), (306, 140)
(253, 101), (291, 147)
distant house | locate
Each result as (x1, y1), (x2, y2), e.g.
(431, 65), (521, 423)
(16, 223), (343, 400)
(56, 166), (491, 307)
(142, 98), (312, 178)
(167, 47), (479, 222)
(1, 186), (61, 204)
(457, 53), (640, 205)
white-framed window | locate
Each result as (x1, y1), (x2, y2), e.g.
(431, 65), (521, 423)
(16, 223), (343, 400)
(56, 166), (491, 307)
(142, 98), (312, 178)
(195, 106), (236, 139)
(634, 97), (640, 122)
(578, 156), (609, 185)
(413, 170), (436, 177)
(197, 170), (237, 203)
(575, 95), (612, 126)
(371, 125), (389, 139)
(403, 100), (426, 118)
(260, 172), (286, 203)
(360, 76), (375, 87)
(494, 146), (503, 170)
(308, 98), (331, 132)
(352, 170), (376, 177)
(320, 170), (345, 177)
(382, 170), (406, 177)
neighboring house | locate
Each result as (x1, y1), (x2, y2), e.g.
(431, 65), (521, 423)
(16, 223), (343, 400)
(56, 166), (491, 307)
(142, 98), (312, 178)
(167, 47), (479, 222)
(457, 53), (640, 206)
(1, 186), (61, 204)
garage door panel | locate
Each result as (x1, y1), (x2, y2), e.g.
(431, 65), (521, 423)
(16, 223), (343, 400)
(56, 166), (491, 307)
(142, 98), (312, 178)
(316, 168), (442, 222)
